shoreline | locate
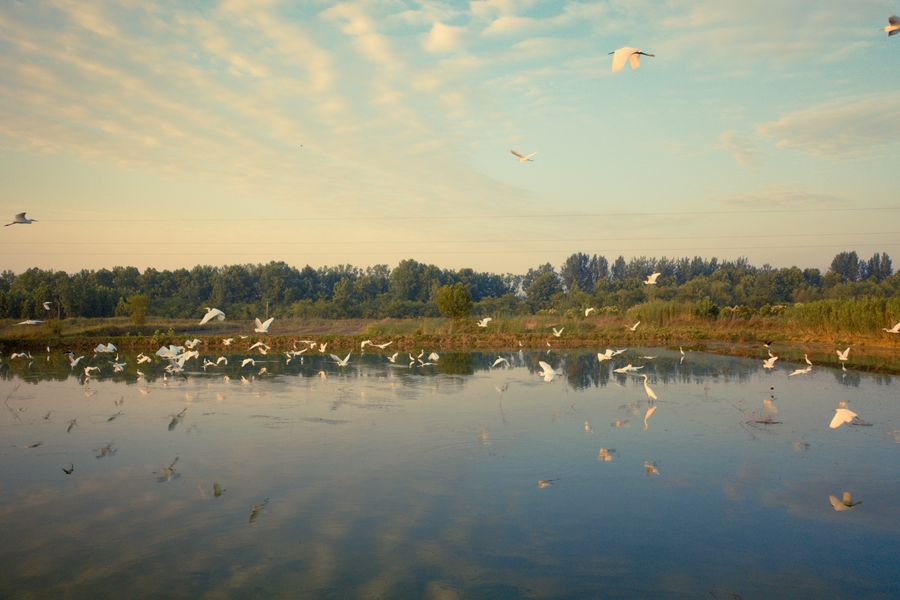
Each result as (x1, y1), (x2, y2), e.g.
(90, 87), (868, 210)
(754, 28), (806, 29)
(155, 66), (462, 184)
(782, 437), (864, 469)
(2, 317), (898, 374)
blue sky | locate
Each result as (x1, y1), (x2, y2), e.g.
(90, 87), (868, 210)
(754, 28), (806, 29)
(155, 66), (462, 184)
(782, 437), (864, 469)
(0, 0), (898, 274)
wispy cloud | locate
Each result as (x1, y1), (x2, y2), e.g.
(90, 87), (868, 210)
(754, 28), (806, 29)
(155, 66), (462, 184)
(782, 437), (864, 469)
(423, 22), (465, 53)
(758, 92), (900, 159)
(719, 130), (762, 165)
(716, 187), (844, 209)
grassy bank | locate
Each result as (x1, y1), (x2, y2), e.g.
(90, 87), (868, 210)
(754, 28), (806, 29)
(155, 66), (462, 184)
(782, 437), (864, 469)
(2, 313), (898, 373)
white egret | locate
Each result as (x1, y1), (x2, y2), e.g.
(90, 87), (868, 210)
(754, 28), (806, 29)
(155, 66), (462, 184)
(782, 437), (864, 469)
(249, 341), (270, 352)
(829, 401), (859, 429)
(477, 317), (492, 328)
(788, 366), (812, 377)
(491, 357), (509, 369)
(66, 352), (84, 367)
(643, 460), (659, 475)
(644, 272), (661, 285)
(254, 317), (274, 333)
(609, 47), (655, 73)
(552, 327), (564, 337)
(112, 361), (126, 373)
(222, 338), (234, 346)
(360, 340), (372, 350)
(184, 338), (201, 350)
(885, 15), (899, 36)
(597, 349), (614, 362)
(804, 353), (813, 366)
(584, 307), (596, 317)
(537, 361), (557, 382)
(5, 212), (37, 226)
(387, 352), (399, 363)
(241, 358), (255, 368)
(613, 364), (643, 374)
(94, 343), (117, 353)
(428, 352), (439, 361)
(42, 301), (52, 310)
(373, 341), (393, 349)
(510, 150), (537, 162)
(836, 347), (850, 362)
(642, 374), (657, 401)
(882, 322), (899, 334)
(763, 355), (779, 369)
(627, 321), (641, 331)
(84, 366), (100, 377)
(136, 353), (151, 365)
(216, 356), (228, 365)
(829, 491), (862, 511)
(199, 307), (225, 325)
(331, 352), (352, 367)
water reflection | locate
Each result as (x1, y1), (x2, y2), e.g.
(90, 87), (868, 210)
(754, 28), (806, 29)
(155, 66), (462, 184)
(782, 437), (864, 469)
(1, 350), (898, 598)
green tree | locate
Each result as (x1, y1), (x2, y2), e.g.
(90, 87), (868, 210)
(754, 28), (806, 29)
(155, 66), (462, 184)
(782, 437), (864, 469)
(829, 251), (861, 281)
(434, 283), (472, 319)
(526, 271), (563, 311)
(125, 294), (149, 325)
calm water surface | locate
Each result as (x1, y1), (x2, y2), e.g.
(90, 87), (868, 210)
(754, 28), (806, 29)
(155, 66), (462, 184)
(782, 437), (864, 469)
(1, 349), (898, 599)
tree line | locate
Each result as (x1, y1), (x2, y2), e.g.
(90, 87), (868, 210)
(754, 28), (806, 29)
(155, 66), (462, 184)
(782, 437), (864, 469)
(0, 251), (895, 321)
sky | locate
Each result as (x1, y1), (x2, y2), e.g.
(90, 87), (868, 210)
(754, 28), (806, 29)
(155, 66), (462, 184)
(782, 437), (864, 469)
(0, 0), (898, 275)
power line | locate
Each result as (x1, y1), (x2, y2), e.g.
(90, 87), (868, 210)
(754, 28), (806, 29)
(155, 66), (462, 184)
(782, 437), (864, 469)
(1, 231), (897, 246)
(4, 242), (899, 256)
(33, 206), (900, 223)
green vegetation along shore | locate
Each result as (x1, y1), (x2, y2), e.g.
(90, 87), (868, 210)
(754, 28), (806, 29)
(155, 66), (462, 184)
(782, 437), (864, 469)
(2, 311), (898, 374)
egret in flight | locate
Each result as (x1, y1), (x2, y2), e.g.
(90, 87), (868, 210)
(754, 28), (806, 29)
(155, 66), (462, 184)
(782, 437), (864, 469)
(829, 400), (859, 429)
(644, 272), (661, 285)
(510, 150), (537, 162)
(627, 321), (641, 331)
(477, 317), (492, 328)
(537, 361), (557, 382)
(836, 347), (850, 362)
(331, 352), (352, 367)
(883, 322), (900, 334)
(5, 212), (37, 226)
(43, 301), (52, 310)
(254, 317), (274, 333)
(829, 491), (862, 511)
(199, 307), (225, 325)
(609, 47), (655, 72)
(584, 307), (596, 317)
(552, 327), (564, 338)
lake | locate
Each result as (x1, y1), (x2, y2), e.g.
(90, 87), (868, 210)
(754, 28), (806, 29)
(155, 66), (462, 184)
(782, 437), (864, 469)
(1, 348), (897, 599)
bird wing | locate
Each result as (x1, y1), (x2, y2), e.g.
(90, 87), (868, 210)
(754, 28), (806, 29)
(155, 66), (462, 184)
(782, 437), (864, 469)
(15, 212), (26, 221)
(829, 495), (849, 511)
(629, 52), (642, 69)
(199, 311), (215, 325)
(610, 47), (635, 73)
(261, 317), (274, 330)
(538, 361), (553, 373)
(890, 15), (899, 25)
(842, 491), (853, 506)
(829, 408), (857, 428)
(254, 318), (263, 329)
(329, 354), (341, 362)
(510, 150), (524, 159)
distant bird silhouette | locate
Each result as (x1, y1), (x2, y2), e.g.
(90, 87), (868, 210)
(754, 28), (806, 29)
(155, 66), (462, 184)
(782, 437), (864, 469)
(5, 212), (37, 226)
